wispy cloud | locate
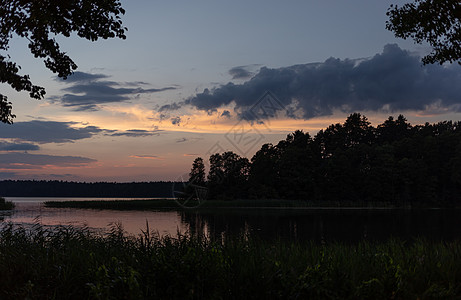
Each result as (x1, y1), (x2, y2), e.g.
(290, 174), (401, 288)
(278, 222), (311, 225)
(0, 141), (40, 151)
(0, 120), (164, 143)
(110, 128), (162, 137)
(129, 155), (163, 160)
(0, 121), (105, 143)
(52, 71), (177, 111)
(0, 152), (96, 170)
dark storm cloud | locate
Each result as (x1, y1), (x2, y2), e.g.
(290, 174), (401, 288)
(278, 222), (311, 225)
(0, 152), (96, 169)
(0, 141), (40, 151)
(0, 121), (105, 143)
(54, 72), (177, 111)
(184, 44), (461, 119)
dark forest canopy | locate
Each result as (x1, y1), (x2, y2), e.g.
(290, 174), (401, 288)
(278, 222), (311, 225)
(189, 113), (461, 206)
(0, 180), (175, 197)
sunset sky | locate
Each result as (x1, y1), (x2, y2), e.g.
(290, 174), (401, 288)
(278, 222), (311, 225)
(1, 0), (461, 182)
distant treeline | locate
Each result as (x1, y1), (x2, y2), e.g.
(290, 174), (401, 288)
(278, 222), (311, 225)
(0, 180), (176, 197)
(188, 113), (461, 206)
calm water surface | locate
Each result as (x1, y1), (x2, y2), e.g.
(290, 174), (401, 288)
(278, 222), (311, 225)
(2, 197), (461, 242)
(1, 197), (186, 236)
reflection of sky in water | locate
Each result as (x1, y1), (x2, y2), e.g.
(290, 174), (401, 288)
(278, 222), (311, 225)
(3, 198), (461, 242)
(1, 198), (187, 236)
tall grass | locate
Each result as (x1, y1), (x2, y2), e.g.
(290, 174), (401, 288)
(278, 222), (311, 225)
(0, 223), (460, 299)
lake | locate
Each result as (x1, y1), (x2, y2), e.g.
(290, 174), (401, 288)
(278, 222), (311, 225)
(2, 197), (461, 242)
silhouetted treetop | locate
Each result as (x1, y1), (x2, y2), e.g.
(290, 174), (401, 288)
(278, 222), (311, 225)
(190, 113), (461, 206)
(386, 0), (461, 65)
(0, 0), (126, 123)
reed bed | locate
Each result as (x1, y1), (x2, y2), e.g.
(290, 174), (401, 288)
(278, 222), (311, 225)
(0, 223), (460, 299)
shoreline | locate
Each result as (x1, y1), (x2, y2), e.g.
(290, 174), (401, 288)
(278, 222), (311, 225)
(43, 198), (459, 211)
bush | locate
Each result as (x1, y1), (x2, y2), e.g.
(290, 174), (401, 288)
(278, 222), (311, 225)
(0, 196), (14, 210)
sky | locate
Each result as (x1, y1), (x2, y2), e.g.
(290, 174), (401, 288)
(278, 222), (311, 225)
(1, 0), (461, 182)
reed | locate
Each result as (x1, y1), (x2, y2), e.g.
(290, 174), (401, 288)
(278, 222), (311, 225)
(0, 223), (460, 299)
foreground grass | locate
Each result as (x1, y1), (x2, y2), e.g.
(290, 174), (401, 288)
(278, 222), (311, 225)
(44, 198), (397, 210)
(0, 224), (460, 299)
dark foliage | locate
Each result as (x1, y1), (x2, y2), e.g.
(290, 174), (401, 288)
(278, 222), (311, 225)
(1, 224), (461, 299)
(193, 113), (461, 206)
(0, 180), (176, 198)
(0, 0), (126, 123)
(386, 0), (461, 65)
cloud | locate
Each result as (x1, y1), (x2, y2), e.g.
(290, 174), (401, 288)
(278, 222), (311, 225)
(0, 142), (40, 151)
(61, 71), (109, 83)
(183, 44), (461, 119)
(110, 128), (162, 137)
(53, 71), (177, 111)
(0, 120), (164, 143)
(0, 121), (105, 143)
(176, 138), (187, 143)
(183, 153), (199, 157)
(171, 116), (181, 125)
(159, 102), (183, 112)
(0, 152), (96, 169)
(229, 66), (255, 79)
(0, 172), (85, 181)
(221, 110), (231, 118)
(129, 155), (162, 160)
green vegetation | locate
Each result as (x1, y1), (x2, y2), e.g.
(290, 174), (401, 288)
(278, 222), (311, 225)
(0, 196), (14, 210)
(0, 224), (460, 299)
(187, 114), (461, 207)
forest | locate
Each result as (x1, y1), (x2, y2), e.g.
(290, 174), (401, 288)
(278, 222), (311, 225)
(0, 181), (174, 197)
(188, 113), (461, 206)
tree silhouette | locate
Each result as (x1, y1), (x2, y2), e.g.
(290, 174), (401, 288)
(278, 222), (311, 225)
(189, 157), (206, 187)
(386, 0), (461, 65)
(207, 151), (249, 199)
(187, 113), (461, 206)
(0, 0), (126, 123)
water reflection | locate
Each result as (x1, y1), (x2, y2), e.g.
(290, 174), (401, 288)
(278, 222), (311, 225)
(3, 198), (461, 242)
(180, 208), (461, 242)
(2, 198), (187, 236)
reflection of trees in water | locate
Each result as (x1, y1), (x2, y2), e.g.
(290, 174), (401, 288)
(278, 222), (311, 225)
(180, 209), (461, 242)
